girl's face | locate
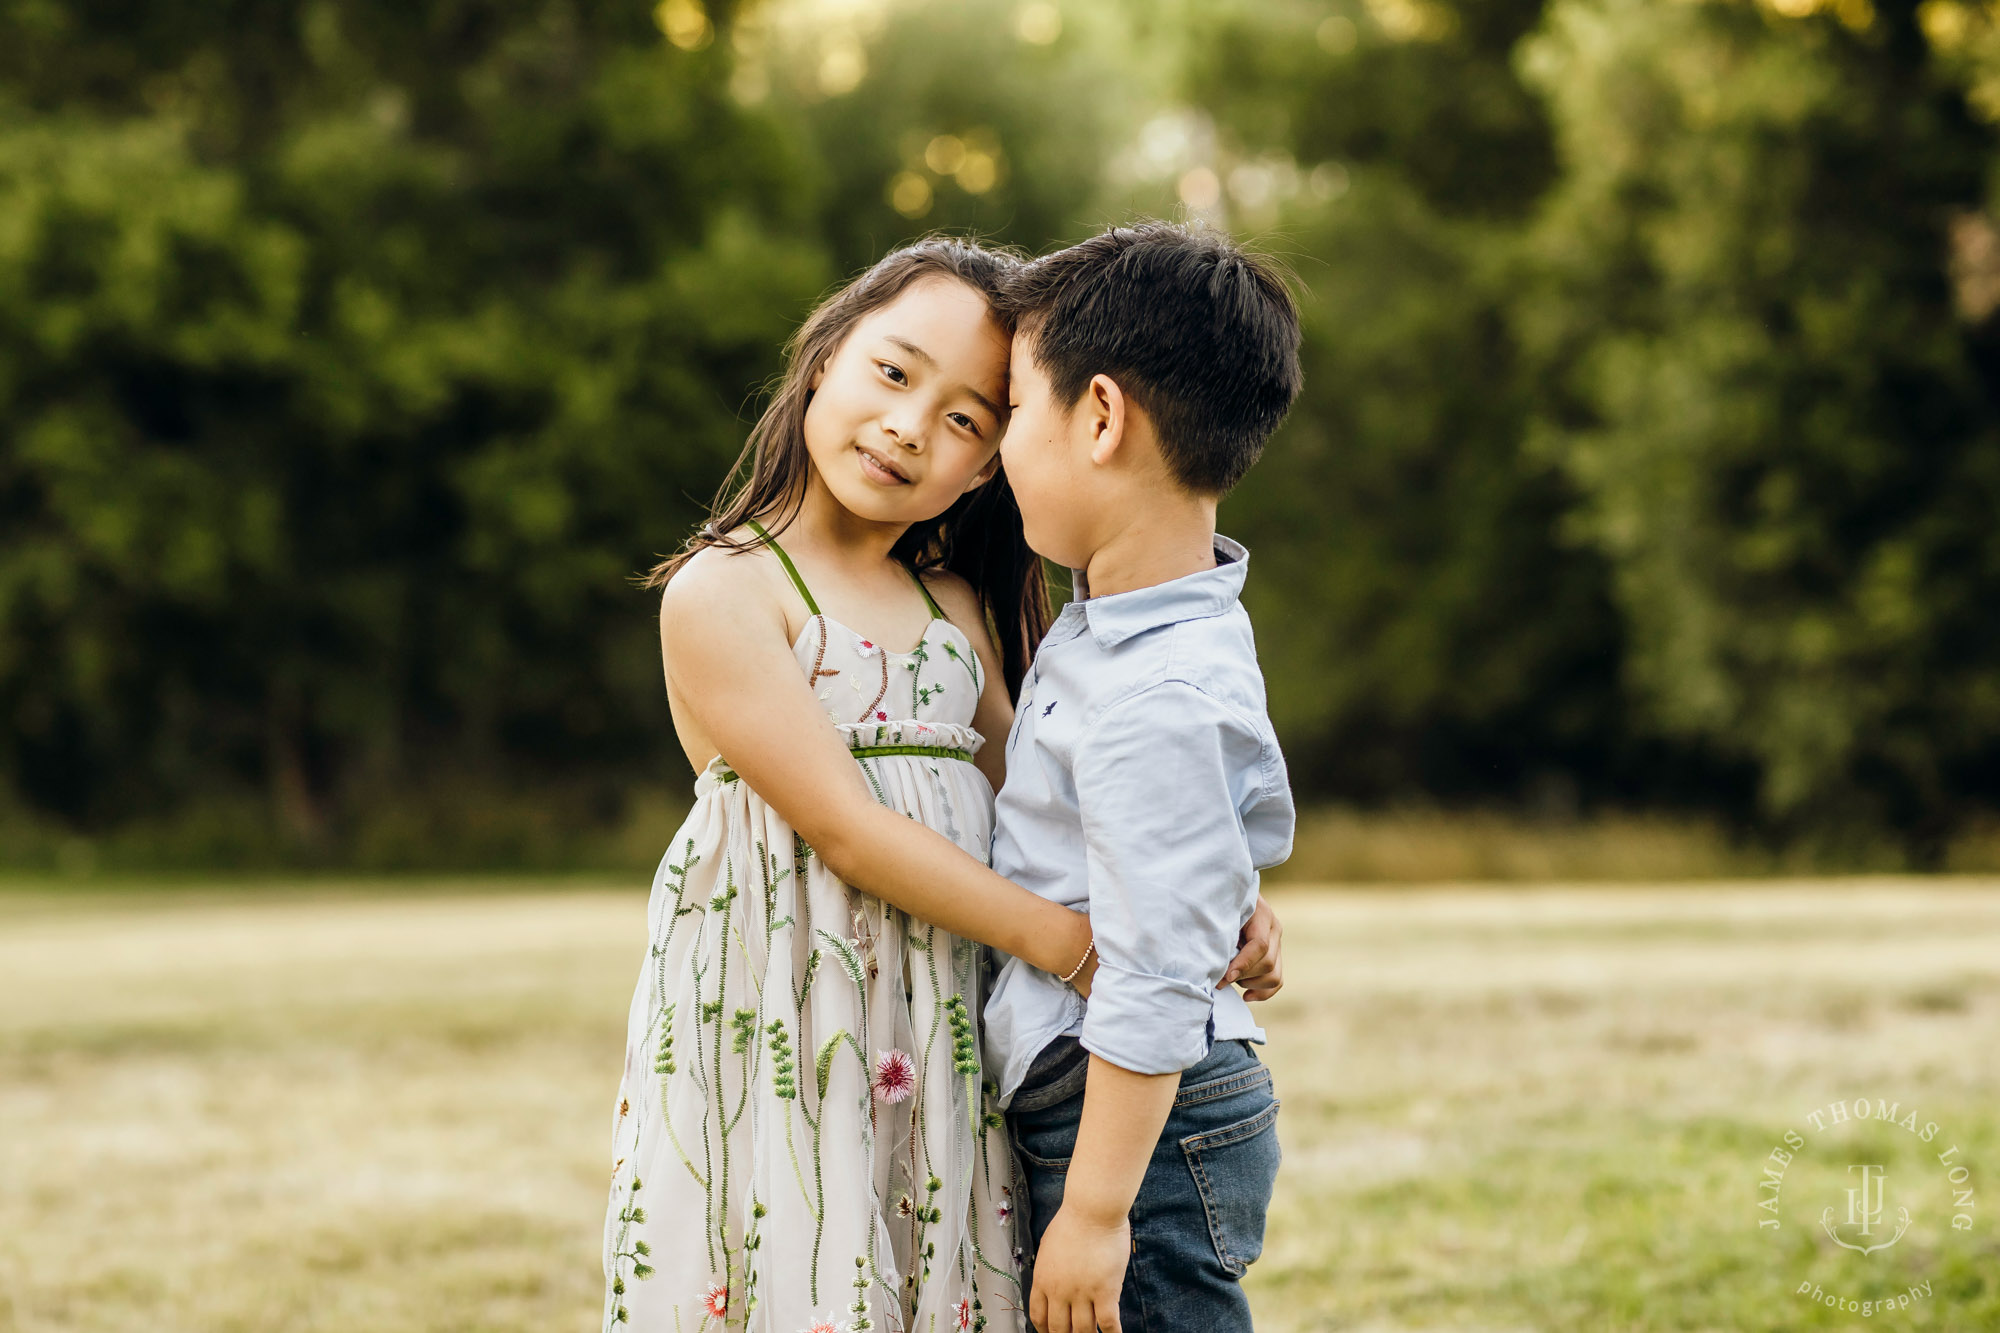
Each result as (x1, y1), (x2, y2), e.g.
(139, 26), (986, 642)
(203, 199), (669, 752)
(803, 277), (1009, 527)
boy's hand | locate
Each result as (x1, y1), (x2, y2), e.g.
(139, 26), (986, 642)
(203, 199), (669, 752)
(1222, 893), (1284, 1001)
(1033, 1057), (1174, 1332)
(1030, 1203), (1131, 1333)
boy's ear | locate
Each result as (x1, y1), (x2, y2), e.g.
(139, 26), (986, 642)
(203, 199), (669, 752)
(1085, 373), (1127, 467)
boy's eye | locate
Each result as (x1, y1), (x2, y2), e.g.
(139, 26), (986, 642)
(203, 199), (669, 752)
(878, 362), (907, 384)
(948, 412), (982, 436)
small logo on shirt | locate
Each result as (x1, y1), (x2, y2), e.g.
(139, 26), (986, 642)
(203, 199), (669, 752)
(1041, 700), (1058, 717)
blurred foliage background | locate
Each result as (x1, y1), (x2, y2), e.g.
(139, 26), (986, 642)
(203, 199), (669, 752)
(5, 0), (2000, 872)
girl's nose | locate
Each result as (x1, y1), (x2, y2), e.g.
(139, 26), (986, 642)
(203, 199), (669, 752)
(882, 411), (927, 450)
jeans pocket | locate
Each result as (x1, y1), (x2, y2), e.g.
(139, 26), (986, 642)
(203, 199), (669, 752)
(1016, 1139), (1070, 1172)
(1179, 1097), (1281, 1278)
(1012, 1128), (1070, 1257)
(1012, 1111), (1074, 1173)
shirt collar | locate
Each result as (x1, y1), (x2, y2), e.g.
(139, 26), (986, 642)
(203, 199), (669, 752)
(1072, 535), (1249, 649)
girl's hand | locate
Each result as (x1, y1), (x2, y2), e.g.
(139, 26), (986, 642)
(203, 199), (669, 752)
(1221, 893), (1283, 1002)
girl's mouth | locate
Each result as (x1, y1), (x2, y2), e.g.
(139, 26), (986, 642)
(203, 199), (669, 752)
(856, 446), (912, 486)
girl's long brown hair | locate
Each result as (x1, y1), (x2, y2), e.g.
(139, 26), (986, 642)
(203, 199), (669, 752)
(645, 237), (1051, 697)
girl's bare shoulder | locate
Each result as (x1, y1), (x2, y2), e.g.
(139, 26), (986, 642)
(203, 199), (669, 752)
(658, 538), (790, 638)
(919, 568), (1001, 656)
(917, 567), (978, 620)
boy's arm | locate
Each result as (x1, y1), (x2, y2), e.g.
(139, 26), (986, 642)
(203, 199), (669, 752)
(1029, 683), (1270, 1326)
(1028, 1057), (1177, 1333)
(1070, 683), (1268, 1073)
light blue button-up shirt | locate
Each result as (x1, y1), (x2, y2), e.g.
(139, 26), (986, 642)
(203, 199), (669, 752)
(983, 535), (1295, 1104)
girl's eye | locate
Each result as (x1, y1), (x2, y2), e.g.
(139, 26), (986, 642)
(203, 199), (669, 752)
(878, 362), (907, 385)
(949, 412), (981, 436)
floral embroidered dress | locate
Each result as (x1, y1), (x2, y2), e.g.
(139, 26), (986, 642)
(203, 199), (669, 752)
(604, 529), (1023, 1333)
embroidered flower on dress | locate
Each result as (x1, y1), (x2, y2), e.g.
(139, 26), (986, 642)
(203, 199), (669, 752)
(800, 1320), (844, 1333)
(875, 710), (889, 722)
(702, 1281), (729, 1319)
(873, 1048), (916, 1103)
(996, 1186), (1012, 1223)
(896, 1194), (915, 1218)
(856, 637), (881, 657)
(954, 1297), (973, 1331)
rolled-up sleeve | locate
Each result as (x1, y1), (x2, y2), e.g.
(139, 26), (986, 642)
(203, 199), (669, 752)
(1073, 682), (1264, 1076)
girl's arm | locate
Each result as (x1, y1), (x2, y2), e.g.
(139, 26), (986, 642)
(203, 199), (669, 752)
(662, 552), (1094, 986)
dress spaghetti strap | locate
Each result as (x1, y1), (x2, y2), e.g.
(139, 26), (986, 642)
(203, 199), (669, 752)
(906, 563), (947, 621)
(747, 518), (945, 624)
(746, 518), (820, 615)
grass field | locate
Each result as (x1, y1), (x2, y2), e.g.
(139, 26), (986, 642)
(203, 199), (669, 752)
(2, 879), (1996, 1332)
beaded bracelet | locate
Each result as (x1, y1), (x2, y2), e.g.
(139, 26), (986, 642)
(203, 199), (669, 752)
(1059, 939), (1095, 986)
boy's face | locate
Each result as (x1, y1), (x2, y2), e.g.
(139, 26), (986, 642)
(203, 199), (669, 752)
(1001, 333), (1097, 569)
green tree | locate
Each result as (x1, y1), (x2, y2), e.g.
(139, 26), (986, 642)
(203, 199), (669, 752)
(0, 0), (827, 850)
(743, 0), (1141, 271)
(1517, 0), (2000, 848)
(1167, 0), (1652, 807)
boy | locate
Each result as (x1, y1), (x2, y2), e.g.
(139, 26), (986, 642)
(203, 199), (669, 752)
(985, 221), (1303, 1333)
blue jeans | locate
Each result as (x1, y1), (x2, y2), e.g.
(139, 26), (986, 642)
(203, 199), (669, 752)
(1009, 1036), (1281, 1333)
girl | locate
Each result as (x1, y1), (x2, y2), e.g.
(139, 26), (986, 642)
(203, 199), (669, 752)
(602, 239), (1277, 1333)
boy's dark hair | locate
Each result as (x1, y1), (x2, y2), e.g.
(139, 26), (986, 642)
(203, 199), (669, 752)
(999, 221), (1302, 494)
